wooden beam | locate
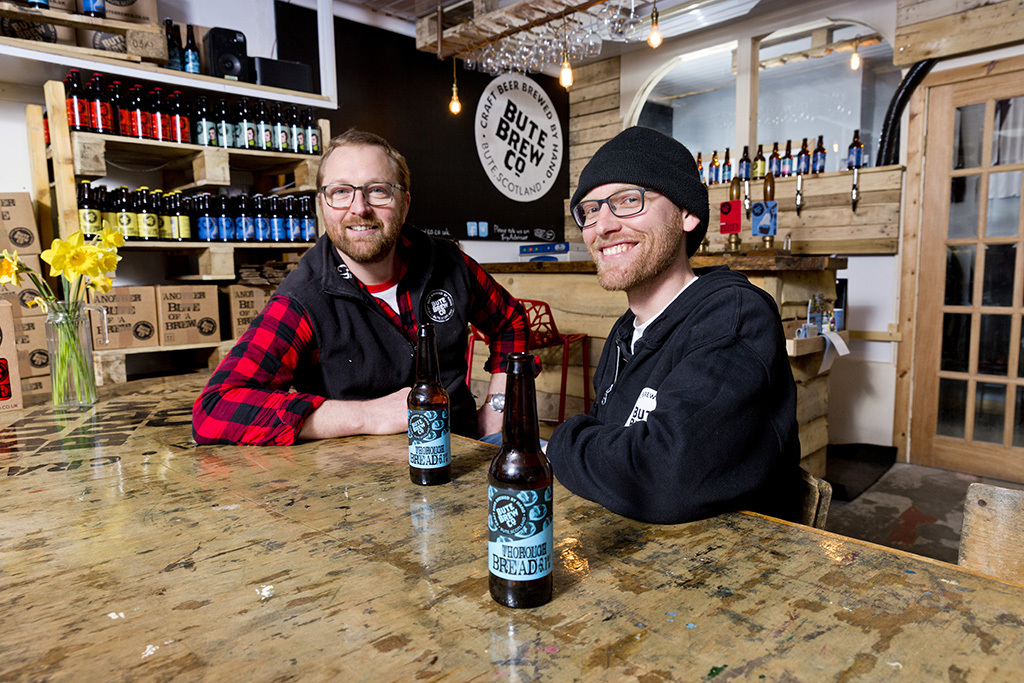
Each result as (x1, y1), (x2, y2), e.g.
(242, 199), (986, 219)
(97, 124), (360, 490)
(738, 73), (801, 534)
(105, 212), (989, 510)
(894, 0), (1024, 66)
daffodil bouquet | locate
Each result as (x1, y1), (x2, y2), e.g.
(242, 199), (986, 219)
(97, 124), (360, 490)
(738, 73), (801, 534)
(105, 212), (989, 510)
(0, 228), (124, 406)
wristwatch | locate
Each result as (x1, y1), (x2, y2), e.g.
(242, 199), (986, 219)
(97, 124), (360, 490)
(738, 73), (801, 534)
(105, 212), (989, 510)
(486, 393), (505, 412)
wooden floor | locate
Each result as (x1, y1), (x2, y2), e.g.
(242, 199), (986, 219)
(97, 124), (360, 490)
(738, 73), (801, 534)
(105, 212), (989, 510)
(3, 373), (1024, 680)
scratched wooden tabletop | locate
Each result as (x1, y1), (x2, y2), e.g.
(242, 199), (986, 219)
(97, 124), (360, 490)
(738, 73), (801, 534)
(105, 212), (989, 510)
(2, 373), (1023, 682)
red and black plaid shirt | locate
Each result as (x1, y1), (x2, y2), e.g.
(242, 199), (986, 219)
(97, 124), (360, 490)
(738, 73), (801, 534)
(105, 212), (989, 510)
(193, 245), (526, 445)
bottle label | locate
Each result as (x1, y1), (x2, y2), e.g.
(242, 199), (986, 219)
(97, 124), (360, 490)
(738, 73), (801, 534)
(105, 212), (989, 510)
(812, 151), (826, 173)
(306, 126), (320, 154)
(177, 215), (192, 239)
(197, 216), (218, 240)
(219, 216), (234, 240)
(270, 217), (287, 241)
(153, 113), (171, 141)
(196, 120), (216, 146)
(797, 155), (811, 175)
(91, 101), (113, 133)
(781, 158), (793, 176)
(82, 0), (105, 13)
(130, 110), (150, 138)
(78, 208), (101, 235)
(217, 122), (234, 148)
(286, 216), (301, 241)
(407, 408), (450, 469)
(849, 147), (863, 168)
(255, 216), (270, 240)
(159, 215), (173, 239)
(236, 121), (257, 149)
(118, 108), (130, 135)
(256, 122), (273, 150)
(102, 211), (114, 232)
(709, 166), (720, 185)
(139, 212), (159, 238)
(173, 115), (190, 144)
(722, 165), (732, 182)
(116, 211), (138, 238)
(738, 160), (751, 180)
(236, 216), (254, 241)
(753, 160), (766, 178)
(67, 96), (90, 130)
(302, 217), (316, 241)
(184, 52), (200, 74)
(274, 124), (288, 151)
(488, 485), (554, 582)
(768, 158), (780, 176)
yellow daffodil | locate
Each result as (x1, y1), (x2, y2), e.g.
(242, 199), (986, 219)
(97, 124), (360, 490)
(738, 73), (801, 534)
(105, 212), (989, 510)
(41, 231), (84, 278)
(88, 275), (113, 293)
(100, 227), (124, 249)
(0, 249), (22, 286)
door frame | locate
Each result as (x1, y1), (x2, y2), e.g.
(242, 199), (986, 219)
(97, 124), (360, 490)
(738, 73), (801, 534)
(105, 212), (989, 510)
(895, 54), (1024, 466)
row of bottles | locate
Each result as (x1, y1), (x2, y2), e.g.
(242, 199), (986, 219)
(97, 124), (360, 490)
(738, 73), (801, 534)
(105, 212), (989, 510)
(77, 181), (318, 243)
(24, 0), (104, 15)
(61, 69), (322, 154)
(163, 19), (201, 74)
(696, 131), (866, 184)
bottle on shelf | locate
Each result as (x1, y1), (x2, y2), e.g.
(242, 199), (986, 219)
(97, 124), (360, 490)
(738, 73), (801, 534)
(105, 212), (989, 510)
(80, 1), (106, 18)
(780, 140), (793, 177)
(268, 195), (287, 241)
(408, 322), (452, 486)
(709, 150), (720, 185)
(152, 190), (171, 240)
(86, 72), (114, 135)
(113, 186), (138, 240)
(108, 80), (129, 136)
(77, 180), (101, 237)
(27, 1), (51, 9)
(752, 144), (766, 180)
(175, 193), (192, 241)
(234, 97), (256, 150)
(64, 69), (92, 133)
(215, 194), (235, 241)
(300, 195), (317, 241)
(722, 148), (732, 183)
(812, 135), (827, 174)
(193, 96), (215, 146)
(160, 192), (188, 241)
(183, 25), (201, 75)
(134, 187), (159, 241)
(254, 99), (273, 152)
(195, 193), (218, 242)
(214, 99), (234, 149)
(164, 19), (183, 72)
(768, 142), (781, 177)
(487, 352), (553, 608)
(127, 85), (151, 140)
(303, 108), (321, 155)
(252, 194), (270, 241)
(848, 129), (864, 169)
(271, 103), (288, 152)
(796, 137), (811, 175)
(169, 91), (190, 144)
(99, 185), (114, 233)
(286, 105), (303, 154)
(235, 194), (254, 242)
(738, 145), (751, 181)
(150, 87), (171, 142)
(696, 152), (704, 185)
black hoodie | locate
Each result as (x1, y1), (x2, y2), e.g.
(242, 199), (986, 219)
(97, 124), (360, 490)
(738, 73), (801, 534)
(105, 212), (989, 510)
(547, 266), (802, 524)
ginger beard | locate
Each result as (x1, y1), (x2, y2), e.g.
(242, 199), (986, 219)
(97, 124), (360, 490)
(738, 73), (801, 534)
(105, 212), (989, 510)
(587, 206), (687, 293)
(326, 207), (405, 265)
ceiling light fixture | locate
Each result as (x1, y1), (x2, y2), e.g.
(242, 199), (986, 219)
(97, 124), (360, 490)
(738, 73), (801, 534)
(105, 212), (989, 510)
(448, 58), (461, 114)
(560, 50), (574, 88)
(850, 41), (860, 70)
(647, 2), (662, 49)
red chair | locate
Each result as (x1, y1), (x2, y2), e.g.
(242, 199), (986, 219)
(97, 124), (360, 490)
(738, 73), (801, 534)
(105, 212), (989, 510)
(466, 299), (590, 424)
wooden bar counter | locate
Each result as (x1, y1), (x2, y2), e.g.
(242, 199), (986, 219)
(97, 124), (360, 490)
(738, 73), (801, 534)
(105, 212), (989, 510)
(3, 374), (1023, 680)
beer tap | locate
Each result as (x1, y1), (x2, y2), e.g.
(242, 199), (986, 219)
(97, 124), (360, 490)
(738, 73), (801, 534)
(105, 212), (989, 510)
(851, 166), (859, 212)
(795, 172), (804, 216)
(743, 178), (751, 219)
(762, 172), (775, 250)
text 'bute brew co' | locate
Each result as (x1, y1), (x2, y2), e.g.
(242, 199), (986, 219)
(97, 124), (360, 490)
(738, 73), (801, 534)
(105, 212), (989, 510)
(408, 323), (451, 486)
(488, 353), (553, 608)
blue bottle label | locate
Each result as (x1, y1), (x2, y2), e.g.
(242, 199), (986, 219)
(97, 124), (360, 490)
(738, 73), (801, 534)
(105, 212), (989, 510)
(849, 147), (863, 168)
(255, 216), (270, 240)
(738, 160), (751, 180)
(408, 408), (450, 469)
(286, 216), (301, 241)
(813, 151), (826, 173)
(82, 0), (104, 12)
(709, 166), (720, 184)
(197, 216), (217, 240)
(488, 485), (553, 582)
(236, 216), (254, 240)
(722, 165), (732, 182)
(797, 155), (810, 175)
(768, 157), (780, 176)
(184, 51), (200, 74)
(270, 217), (287, 241)
(219, 216), (234, 240)
(302, 217), (316, 241)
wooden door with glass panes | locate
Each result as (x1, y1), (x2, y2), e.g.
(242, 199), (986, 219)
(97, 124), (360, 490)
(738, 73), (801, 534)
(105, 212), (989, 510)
(912, 72), (1024, 480)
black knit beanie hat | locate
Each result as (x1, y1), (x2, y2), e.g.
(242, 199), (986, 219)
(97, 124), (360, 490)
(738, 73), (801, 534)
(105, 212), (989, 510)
(570, 126), (709, 257)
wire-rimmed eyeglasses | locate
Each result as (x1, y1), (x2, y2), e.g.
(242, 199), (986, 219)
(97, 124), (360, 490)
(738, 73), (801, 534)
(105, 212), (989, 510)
(571, 187), (649, 229)
(319, 182), (405, 209)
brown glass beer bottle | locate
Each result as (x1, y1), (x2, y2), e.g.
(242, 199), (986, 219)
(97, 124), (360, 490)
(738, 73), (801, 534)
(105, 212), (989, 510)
(408, 323), (451, 486)
(488, 352), (553, 608)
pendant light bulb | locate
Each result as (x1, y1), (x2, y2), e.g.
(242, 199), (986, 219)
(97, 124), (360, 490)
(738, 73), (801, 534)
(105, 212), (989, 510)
(559, 53), (573, 89)
(647, 7), (662, 49)
(850, 43), (861, 70)
(448, 58), (461, 115)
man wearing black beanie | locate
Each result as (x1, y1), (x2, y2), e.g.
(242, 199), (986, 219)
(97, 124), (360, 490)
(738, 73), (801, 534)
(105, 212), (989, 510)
(546, 126), (802, 524)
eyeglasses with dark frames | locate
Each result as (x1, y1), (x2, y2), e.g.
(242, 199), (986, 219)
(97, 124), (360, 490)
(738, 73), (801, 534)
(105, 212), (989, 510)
(571, 187), (650, 229)
(319, 182), (405, 209)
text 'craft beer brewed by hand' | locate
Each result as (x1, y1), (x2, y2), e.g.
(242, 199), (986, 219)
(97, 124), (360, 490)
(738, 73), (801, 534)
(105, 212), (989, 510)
(488, 352), (553, 608)
(408, 323), (451, 486)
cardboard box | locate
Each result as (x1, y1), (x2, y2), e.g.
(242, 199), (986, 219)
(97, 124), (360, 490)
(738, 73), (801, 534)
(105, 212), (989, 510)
(0, 192), (41, 255)
(88, 286), (158, 350)
(156, 285), (220, 347)
(77, 0), (158, 54)
(0, 301), (24, 412)
(21, 374), (51, 397)
(14, 316), (49, 378)
(0, 0), (75, 47)
(221, 285), (273, 339)
(0, 254), (48, 320)
(518, 242), (590, 262)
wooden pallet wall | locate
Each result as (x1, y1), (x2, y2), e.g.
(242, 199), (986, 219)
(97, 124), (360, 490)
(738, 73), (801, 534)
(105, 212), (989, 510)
(895, 0), (1024, 66)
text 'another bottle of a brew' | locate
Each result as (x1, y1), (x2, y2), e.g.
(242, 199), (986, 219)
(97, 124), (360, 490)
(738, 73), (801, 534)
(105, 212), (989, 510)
(488, 352), (553, 608)
(408, 323), (451, 486)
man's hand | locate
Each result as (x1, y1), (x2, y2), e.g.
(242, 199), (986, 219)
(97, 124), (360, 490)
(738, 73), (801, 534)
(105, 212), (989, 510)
(299, 388), (411, 440)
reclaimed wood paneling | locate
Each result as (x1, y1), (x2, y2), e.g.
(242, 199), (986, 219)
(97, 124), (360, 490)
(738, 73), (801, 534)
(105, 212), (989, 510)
(894, 0), (1024, 66)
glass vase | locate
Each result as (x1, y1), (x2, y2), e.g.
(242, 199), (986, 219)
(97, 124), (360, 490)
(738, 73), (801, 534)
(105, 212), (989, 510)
(45, 301), (107, 408)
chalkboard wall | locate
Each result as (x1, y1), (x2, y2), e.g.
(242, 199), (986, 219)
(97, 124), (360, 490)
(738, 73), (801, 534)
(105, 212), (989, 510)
(275, 3), (569, 243)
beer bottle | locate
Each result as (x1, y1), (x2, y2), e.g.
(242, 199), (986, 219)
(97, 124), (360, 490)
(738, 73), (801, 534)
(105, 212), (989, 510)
(184, 25), (201, 74)
(848, 129), (864, 169)
(150, 88), (171, 142)
(169, 91), (190, 144)
(488, 352), (553, 608)
(235, 97), (256, 150)
(64, 69), (92, 132)
(234, 194), (254, 242)
(135, 187), (159, 241)
(753, 144), (766, 180)
(164, 19), (183, 71)
(797, 137), (811, 175)
(152, 190), (171, 240)
(252, 194), (270, 241)
(214, 99), (234, 149)
(113, 186), (138, 240)
(77, 180), (101, 237)
(173, 192), (192, 241)
(696, 152), (704, 185)
(283, 196), (301, 242)
(81, 0), (105, 17)
(286, 105), (302, 154)
(722, 148), (732, 183)
(780, 140), (793, 177)
(268, 195), (287, 241)
(768, 142), (781, 177)
(408, 322), (452, 486)
(195, 193), (217, 241)
(87, 73), (114, 135)
(27, 0), (49, 8)
(709, 150), (720, 185)
(254, 99), (273, 151)
(193, 96), (215, 146)
(271, 102), (288, 152)
(738, 145), (751, 181)
(100, 185), (115, 233)
(812, 135), (827, 174)
(128, 85), (151, 139)
(303, 107), (321, 155)
(300, 195), (317, 241)
(215, 194), (234, 241)
(109, 80), (129, 136)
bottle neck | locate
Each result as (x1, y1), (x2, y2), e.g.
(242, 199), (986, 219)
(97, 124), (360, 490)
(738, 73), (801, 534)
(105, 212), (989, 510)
(414, 329), (441, 383)
(502, 358), (541, 450)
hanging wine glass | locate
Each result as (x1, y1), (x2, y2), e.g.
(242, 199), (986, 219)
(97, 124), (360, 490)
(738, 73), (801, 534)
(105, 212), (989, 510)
(622, 0), (643, 43)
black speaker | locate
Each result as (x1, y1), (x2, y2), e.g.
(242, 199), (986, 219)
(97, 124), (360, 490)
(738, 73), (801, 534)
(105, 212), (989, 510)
(249, 56), (313, 93)
(204, 28), (249, 82)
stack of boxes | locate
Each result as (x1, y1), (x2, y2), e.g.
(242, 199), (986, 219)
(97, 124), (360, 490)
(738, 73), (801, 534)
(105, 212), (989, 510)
(0, 1), (159, 54)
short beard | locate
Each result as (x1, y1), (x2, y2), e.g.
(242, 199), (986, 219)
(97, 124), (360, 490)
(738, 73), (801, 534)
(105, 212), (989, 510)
(329, 213), (404, 265)
(593, 208), (685, 292)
